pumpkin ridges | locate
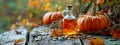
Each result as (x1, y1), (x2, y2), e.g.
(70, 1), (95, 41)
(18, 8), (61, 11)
(82, 18), (86, 32)
(98, 16), (103, 30)
(92, 17), (98, 31)
(91, 17), (95, 31)
(103, 16), (109, 29)
(51, 12), (58, 21)
(78, 14), (111, 33)
(102, 16), (107, 29)
(83, 16), (87, 32)
(95, 16), (100, 30)
(57, 12), (63, 20)
(78, 16), (85, 32)
(104, 16), (111, 28)
(51, 12), (63, 22)
(43, 12), (52, 24)
(84, 16), (92, 32)
(99, 16), (104, 30)
(98, 17), (102, 30)
(100, 16), (105, 29)
(43, 12), (63, 25)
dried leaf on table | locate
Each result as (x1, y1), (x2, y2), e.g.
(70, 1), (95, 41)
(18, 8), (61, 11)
(10, 24), (16, 30)
(89, 37), (105, 45)
(111, 29), (120, 40)
(14, 39), (24, 45)
(19, 18), (29, 26)
(51, 29), (61, 37)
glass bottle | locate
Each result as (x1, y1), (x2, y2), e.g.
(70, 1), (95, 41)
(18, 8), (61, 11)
(62, 3), (78, 36)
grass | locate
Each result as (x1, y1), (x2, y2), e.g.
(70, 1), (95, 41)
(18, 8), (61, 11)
(0, 28), (7, 34)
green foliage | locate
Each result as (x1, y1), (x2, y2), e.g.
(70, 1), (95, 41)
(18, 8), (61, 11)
(0, 16), (11, 29)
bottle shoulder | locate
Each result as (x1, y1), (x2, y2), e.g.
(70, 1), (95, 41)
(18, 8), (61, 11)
(63, 14), (75, 20)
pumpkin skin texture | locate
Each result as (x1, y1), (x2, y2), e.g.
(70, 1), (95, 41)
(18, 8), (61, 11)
(51, 12), (63, 21)
(89, 37), (105, 45)
(43, 12), (63, 24)
(77, 15), (111, 32)
(43, 12), (52, 24)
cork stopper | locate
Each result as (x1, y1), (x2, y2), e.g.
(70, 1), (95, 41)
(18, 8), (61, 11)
(67, 3), (73, 10)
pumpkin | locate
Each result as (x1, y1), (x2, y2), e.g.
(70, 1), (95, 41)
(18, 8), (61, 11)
(43, 12), (63, 24)
(89, 37), (105, 45)
(77, 3), (111, 33)
(77, 15), (111, 32)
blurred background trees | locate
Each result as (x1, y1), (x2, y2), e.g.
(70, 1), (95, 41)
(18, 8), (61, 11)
(0, 0), (78, 33)
(0, 0), (120, 33)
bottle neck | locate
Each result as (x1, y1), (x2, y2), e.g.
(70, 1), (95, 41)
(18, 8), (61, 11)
(63, 8), (75, 20)
(66, 8), (73, 16)
(69, 10), (73, 15)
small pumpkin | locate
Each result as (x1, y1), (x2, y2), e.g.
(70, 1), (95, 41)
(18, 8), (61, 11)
(43, 12), (63, 24)
(77, 4), (111, 33)
(77, 15), (111, 32)
(89, 37), (105, 45)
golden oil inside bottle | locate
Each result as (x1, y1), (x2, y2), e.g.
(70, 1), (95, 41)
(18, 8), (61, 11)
(62, 19), (78, 36)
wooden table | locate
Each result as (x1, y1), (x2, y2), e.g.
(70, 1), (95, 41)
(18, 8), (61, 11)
(0, 27), (27, 45)
(0, 25), (120, 45)
(29, 25), (120, 45)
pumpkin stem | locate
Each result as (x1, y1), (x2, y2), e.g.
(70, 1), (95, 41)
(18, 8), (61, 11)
(91, 0), (97, 16)
(55, 4), (58, 12)
(92, 3), (96, 16)
(83, 0), (93, 14)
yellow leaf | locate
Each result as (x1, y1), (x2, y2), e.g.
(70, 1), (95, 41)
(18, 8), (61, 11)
(58, 6), (62, 11)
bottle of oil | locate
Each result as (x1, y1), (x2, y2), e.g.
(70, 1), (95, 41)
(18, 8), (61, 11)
(62, 3), (78, 36)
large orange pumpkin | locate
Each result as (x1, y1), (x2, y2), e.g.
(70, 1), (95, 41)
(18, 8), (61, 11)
(43, 12), (63, 24)
(77, 14), (111, 32)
